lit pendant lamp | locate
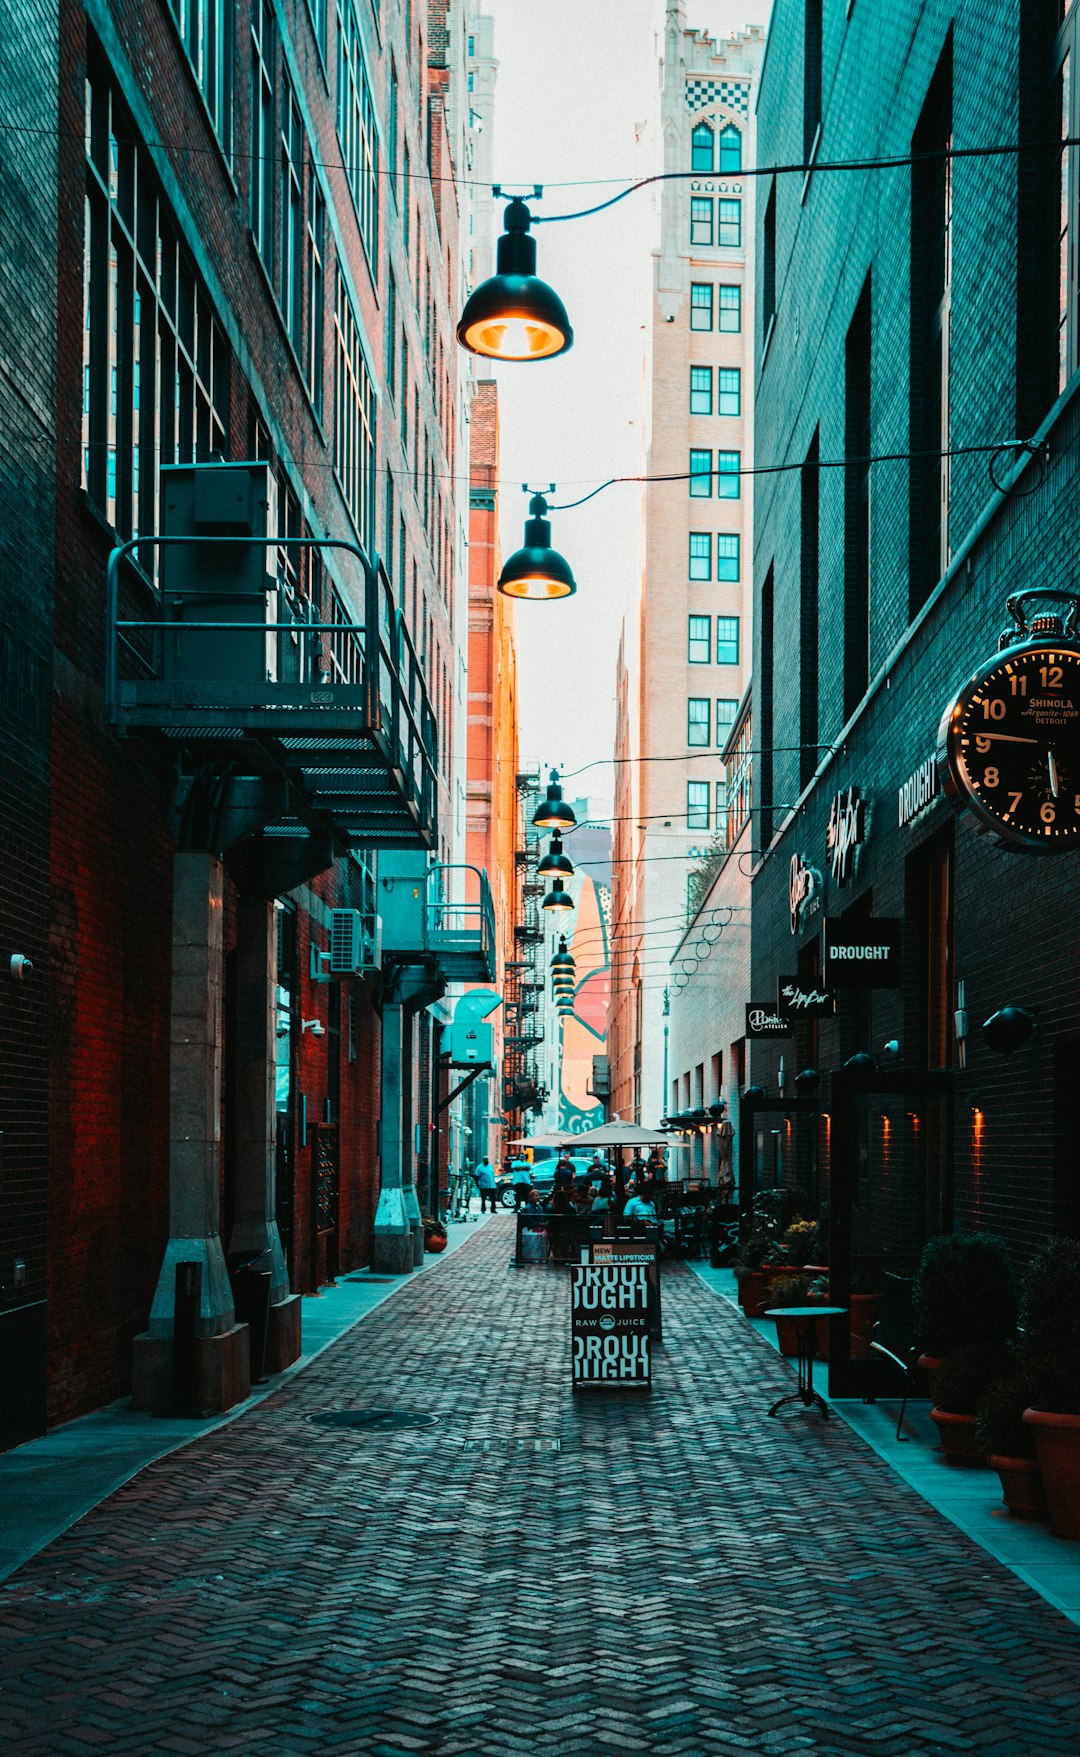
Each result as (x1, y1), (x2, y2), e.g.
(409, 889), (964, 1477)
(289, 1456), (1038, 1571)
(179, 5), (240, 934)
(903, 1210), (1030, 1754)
(552, 975), (575, 996)
(541, 877), (573, 912)
(533, 769), (577, 830)
(498, 492), (576, 601)
(537, 831), (574, 878)
(550, 935), (574, 970)
(456, 197), (573, 361)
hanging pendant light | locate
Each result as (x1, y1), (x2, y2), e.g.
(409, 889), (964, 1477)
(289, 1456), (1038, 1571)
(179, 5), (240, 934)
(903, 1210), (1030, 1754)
(498, 492), (576, 601)
(541, 876), (573, 911)
(550, 935), (575, 970)
(552, 974), (575, 996)
(537, 831), (574, 878)
(533, 769), (577, 829)
(456, 196), (573, 362)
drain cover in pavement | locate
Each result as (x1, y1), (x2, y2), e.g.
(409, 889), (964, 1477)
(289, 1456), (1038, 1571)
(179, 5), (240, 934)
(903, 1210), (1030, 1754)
(462, 1438), (561, 1453)
(343, 1275), (397, 1284)
(309, 1409), (440, 1432)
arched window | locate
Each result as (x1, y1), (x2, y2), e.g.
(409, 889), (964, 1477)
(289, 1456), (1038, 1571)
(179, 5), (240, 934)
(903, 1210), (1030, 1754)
(719, 125), (742, 173)
(691, 122), (714, 172)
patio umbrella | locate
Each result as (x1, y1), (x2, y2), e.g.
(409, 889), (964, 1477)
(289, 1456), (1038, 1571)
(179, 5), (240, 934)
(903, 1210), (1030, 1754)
(508, 1131), (564, 1149)
(565, 1116), (670, 1148)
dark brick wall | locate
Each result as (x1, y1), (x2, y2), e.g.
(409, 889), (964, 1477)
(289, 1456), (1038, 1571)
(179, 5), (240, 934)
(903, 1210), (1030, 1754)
(751, 0), (1080, 1263)
(0, 0), (56, 1410)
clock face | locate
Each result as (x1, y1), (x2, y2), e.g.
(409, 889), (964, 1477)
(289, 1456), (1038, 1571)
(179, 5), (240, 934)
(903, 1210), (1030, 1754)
(938, 642), (1080, 850)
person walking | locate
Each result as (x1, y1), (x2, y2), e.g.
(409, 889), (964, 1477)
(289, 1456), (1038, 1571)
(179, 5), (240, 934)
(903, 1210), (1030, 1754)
(510, 1159), (533, 1210)
(475, 1156), (498, 1214)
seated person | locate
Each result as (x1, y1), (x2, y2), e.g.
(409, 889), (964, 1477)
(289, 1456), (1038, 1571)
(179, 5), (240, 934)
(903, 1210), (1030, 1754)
(552, 1155), (575, 1190)
(623, 1184), (657, 1222)
(591, 1176), (614, 1213)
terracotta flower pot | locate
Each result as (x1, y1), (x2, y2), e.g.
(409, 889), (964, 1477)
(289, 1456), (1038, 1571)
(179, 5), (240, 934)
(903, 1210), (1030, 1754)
(773, 1305), (828, 1359)
(1023, 1409), (1080, 1540)
(424, 1232), (448, 1254)
(988, 1454), (1047, 1522)
(930, 1407), (989, 1466)
(739, 1269), (768, 1317)
(918, 1353), (945, 1406)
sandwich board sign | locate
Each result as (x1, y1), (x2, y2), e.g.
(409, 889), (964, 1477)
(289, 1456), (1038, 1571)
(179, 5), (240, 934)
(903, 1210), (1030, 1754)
(571, 1264), (651, 1391)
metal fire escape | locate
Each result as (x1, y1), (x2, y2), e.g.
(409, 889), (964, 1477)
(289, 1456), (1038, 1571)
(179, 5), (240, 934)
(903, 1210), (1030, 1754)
(503, 769), (545, 1117)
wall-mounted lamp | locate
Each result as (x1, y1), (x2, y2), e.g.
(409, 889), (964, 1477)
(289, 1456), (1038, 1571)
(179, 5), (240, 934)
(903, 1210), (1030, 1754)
(301, 1019), (325, 1038)
(982, 1006), (1035, 1054)
(793, 1067), (821, 1096)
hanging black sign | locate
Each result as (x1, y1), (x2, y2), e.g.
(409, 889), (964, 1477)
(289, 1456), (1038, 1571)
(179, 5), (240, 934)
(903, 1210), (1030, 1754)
(745, 1001), (795, 1038)
(778, 975), (834, 1017)
(823, 918), (901, 987)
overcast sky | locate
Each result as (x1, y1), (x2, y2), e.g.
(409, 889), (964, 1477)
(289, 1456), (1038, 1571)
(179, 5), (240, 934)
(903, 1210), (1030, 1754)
(484, 1), (772, 815)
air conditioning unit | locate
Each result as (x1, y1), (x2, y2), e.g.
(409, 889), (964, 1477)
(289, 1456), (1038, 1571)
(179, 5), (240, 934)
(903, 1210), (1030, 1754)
(329, 908), (381, 974)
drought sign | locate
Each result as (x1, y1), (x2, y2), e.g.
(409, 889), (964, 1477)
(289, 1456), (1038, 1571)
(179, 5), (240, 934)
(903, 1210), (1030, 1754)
(570, 1265), (651, 1391)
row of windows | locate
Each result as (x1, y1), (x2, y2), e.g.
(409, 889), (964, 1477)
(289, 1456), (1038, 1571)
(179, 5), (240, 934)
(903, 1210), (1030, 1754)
(690, 450), (741, 498)
(688, 698), (738, 747)
(688, 615), (740, 666)
(691, 197), (741, 250)
(690, 366), (741, 417)
(690, 283), (741, 331)
(689, 532), (740, 581)
(687, 780), (728, 831)
(691, 121), (742, 176)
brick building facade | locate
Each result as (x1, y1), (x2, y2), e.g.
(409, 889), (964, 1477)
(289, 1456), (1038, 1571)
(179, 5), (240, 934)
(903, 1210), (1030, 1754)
(1, 0), (480, 1445)
(747, 0), (1080, 1268)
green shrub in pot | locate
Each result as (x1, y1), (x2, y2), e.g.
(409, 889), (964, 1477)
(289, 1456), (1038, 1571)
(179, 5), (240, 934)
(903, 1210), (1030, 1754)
(933, 1346), (1002, 1415)
(1019, 1237), (1080, 1414)
(914, 1232), (1017, 1357)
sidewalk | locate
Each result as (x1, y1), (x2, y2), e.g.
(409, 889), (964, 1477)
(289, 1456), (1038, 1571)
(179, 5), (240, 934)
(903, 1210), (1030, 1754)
(0, 1211), (491, 1583)
(2, 1216), (1080, 1756)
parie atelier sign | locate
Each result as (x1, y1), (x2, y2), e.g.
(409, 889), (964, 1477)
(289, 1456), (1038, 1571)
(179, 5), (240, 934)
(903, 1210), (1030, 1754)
(746, 1001), (794, 1038)
(824, 919), (901, 987)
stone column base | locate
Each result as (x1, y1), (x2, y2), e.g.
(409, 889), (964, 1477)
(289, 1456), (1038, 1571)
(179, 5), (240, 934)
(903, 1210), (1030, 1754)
(266, 1293), (302, 1373)
(131, 1323), (251, 1416)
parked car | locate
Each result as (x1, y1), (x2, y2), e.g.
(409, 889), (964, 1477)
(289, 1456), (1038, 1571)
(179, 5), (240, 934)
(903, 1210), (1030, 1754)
(496, 1155), (597, 1208)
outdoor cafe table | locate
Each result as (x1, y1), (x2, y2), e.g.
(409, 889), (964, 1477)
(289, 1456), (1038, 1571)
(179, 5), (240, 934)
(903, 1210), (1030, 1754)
(763, 1306), (847, 1421)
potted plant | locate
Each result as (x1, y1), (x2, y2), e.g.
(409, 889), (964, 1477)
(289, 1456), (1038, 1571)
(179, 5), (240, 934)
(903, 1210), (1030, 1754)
(766, 1272), (810, 1356)
(976, 1360), (1046, 1521)
(1020, 1237), (1080, 1540)
(734, 1189), (812, 1317)
(930, 1346), (999, 1466)
(914, 1231), (1018, 1400)
(423, 1215), (448, 1254)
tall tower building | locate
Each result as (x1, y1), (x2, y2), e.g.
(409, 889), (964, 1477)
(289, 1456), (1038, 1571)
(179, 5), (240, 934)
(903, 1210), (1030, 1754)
(609, 5), (765, 1124)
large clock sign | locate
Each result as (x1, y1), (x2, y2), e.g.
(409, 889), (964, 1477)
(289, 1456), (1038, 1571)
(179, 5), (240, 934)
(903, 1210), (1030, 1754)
(938, 592), (1080, 852)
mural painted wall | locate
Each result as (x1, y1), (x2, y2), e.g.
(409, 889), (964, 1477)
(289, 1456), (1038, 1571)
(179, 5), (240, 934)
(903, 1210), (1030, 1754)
(558, 861), (611, 1136)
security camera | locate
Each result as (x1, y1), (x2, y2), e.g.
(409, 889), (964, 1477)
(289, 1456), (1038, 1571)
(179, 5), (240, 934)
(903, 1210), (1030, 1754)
(9, 955), (32, 981)
(301, 1018), (325, 1038)
(881, 1040), (900, 1061)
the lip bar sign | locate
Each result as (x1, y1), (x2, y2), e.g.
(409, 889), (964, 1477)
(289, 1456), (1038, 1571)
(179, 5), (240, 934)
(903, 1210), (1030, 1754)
(824, 918), (901, 987)
(571, 1266), (651, 1390)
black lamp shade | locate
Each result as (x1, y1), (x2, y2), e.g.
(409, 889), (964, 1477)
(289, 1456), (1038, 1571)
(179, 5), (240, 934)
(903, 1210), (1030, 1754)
(457, 200), (573, 361)
(498, 495), (576, 601)
(533, 769), (577, 829)
(541, 878), (573, 911)
(537, 831), (574, 877)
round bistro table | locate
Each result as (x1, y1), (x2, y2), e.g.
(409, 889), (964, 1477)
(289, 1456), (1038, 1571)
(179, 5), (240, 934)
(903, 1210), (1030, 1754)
(763, 1306), (848, 1420)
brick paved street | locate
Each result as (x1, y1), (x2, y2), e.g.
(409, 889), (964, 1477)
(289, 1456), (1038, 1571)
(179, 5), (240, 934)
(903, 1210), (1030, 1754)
(2, 1218), (1079, 1757)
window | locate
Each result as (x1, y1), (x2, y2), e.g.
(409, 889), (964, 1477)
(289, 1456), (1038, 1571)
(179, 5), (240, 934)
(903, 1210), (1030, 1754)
(716, 698), (738, 743)
(689, 532), (712, 580)
(306, 0), (327, 58)
(800, 432), (820, 788)
(717, 199), (741, 247)
(718, 284), (741, 332)
(805, 0), (823, 159)
(717, 534), (740, 581)
(691, 122), (714, 172)
(716, 616), (739, 665)
(168, 0), (232, 151)
(910, 39), (953, 610)
(717, 451), (740, 497)
(715, 777), (729, 832)
(688, 698), (711, 746)
(385, 269), (396, 398)
(306, 171), (324, 416)
(690, 283), (713, 330)
(687, 781), (710, 829)
(760, 569), (774, 846)
(690, 197), (713, 246)
(82, 62), (229, 539)
(719, 125), (742, 173)
(279, 78), (303, 352)
(718, 367), (741, 416)
(762, 180), (777, 341)
(251, 2), (274, 272)
(688, 615), (711, 664)
(334, 270), (376, 552)
(844, 275), (871, 716)
(689, 449), (713, 496)
(337, 1), (379, 261)
(690, 366), (713, 414)
(388, 60), (398, 181)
